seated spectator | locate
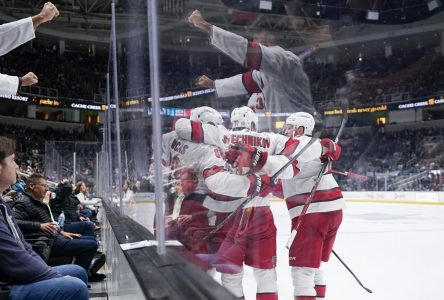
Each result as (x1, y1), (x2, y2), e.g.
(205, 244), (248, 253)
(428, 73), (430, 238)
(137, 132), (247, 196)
(11, 174), (105, 281)
(122, 180), (136, 205)
(0, 136), (88, 299)
(74, 181), (99, 219)
(49, 181), (96, 236)
(165, 168), (209, 257)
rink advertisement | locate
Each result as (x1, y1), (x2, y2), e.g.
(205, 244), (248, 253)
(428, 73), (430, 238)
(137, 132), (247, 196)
(342, 191), (444, 204)
(323, 104), (388, 116)
(322, 95), (444, 116)
(0, 94), (107, 111)
(390, 96), (444, 110)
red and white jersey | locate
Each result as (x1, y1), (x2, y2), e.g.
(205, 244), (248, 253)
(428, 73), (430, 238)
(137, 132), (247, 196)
(222, 128), (286, 154)
(221, 128), (288, 208)
(162, 131), (262, 213)
(282, 159), (345, 220)
(174, 118), (323, 176)
(210, 26), (318, 121)
(242, 133), (345, 219)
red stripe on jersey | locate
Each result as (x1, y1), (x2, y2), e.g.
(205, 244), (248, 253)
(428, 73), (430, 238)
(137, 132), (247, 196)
(256, 293), (278, 300)
(285, 187), (343, 210)
(207, 191), (244, 202)
(315, 285), (326, 298)
(280, 138), (300, 157)
(246, 42), (262, 70)
(190, 120), (204, 142)
(202, 166), (224, 179)
(242, 71), (262, 94)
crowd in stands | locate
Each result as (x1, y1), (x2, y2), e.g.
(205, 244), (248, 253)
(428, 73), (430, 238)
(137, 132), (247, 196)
(335, 127), (444, 191)
(304, 47), (444, 109)
(1, 118), (444, 194)
(2, 124), (98, 184)
(1, 43), (107, 100)
(4, 41), (444, 118)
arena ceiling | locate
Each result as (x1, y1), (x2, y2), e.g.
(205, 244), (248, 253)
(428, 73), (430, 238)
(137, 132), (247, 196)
(0, 0), (443, 52)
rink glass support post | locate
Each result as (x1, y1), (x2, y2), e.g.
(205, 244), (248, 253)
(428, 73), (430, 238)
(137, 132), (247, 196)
(73, 152), (76, 185)
(106, 73), (113, 203)
(147, 0), (166, 254)
(111, 2), (124, 215)
(96, 152), (99, 195)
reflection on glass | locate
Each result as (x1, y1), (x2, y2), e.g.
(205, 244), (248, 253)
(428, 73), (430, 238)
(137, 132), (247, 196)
(93, 1), (444, 298)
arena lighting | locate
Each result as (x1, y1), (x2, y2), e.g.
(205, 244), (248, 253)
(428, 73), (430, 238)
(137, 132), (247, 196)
(427, 0), (441, 11)
(259, 0), (272, 10)
(275, 121), (285, 129)
(366, 10), (379, 21)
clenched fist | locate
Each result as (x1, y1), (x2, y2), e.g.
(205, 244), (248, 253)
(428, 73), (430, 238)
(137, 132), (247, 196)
(187, 10), (212, 33)
(21, 72), (38, 87)
(40, 2), (60, 23)
(195, 75), (214, 88)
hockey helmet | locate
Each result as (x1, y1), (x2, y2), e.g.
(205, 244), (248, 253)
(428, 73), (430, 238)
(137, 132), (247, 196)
(231, 106), (258, 131)
(190, 106), (223, 125)
(285, 112), (315, 136)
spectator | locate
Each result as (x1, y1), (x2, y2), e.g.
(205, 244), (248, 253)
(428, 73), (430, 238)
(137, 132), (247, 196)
(122, 180), (136, 205)
(11, 174), (105, 281)
(0, 136), (88, 300)
(74, 181), (99, 219)
(49, 181), (96, 236)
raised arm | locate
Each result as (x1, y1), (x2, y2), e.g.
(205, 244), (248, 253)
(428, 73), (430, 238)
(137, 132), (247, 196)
(0, 2), (59, 56)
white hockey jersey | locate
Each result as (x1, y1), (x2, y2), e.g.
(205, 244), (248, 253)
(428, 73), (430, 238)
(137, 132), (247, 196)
(173, 119), (344, 219)
(162, 131), (262, 213)
(282, 160), (345, 220)
(210, 26), (318, 122)
(174, 118), (323, 180)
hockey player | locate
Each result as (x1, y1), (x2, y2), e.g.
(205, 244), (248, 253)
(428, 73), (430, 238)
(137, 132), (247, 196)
(161, 107), (271, 261)
(213, 106), (281, 300)
(234, 112), (344, 300)
(188, 9), (320, 132)
(164, 107), (321, 298)
(174, 107), (333, 299)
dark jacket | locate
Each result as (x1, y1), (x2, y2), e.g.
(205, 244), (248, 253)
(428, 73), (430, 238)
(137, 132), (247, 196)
(49, 184), (80, 223)
(12, 192), (55, 234)
(49, 194), (80, 223)
(0, 197), (60, 285)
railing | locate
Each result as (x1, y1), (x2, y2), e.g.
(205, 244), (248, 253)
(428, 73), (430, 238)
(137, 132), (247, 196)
(392, 170), (430, 191)
(20, 85), (59, 98)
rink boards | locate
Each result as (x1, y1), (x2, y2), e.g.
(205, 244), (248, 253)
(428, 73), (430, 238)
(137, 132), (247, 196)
(137, 191), (444, 205)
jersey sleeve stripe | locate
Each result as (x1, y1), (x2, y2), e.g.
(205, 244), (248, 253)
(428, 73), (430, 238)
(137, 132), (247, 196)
(202, 165), (225, 179)
(242, 71), (262, 94)
(246, 42), (262, 70)
(190, 120), (204, 142)
(279, 138), (300, 157)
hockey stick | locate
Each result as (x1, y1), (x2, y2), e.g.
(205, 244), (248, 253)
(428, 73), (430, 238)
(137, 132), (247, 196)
(328, 169), (368, 181)
(202, 131), (322, 240)
(332, 250), (373, 293)
(285, 108), (348, 249)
